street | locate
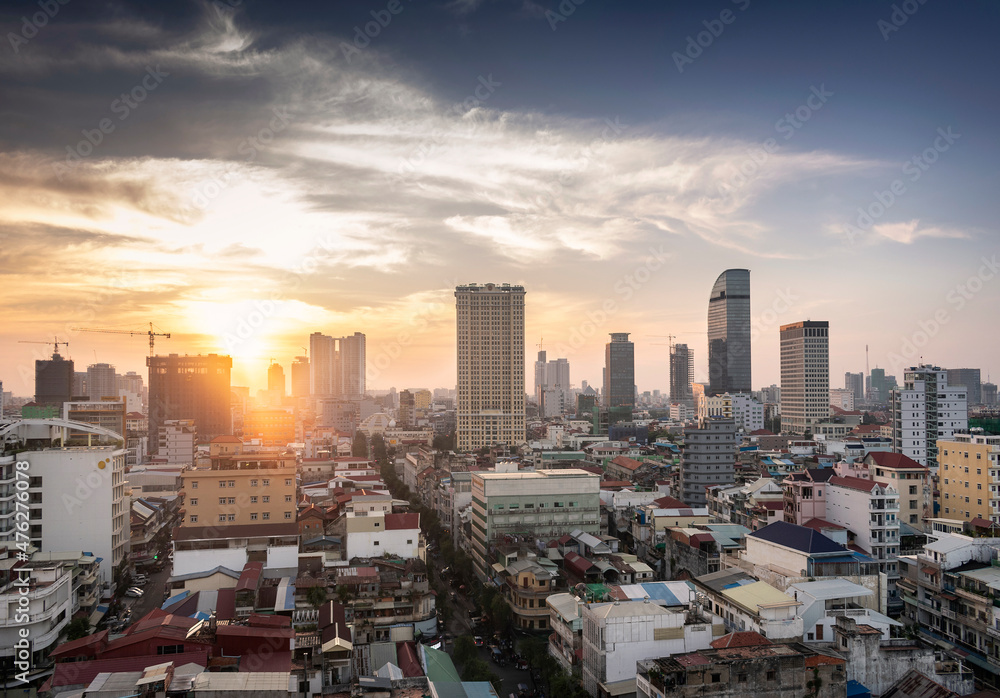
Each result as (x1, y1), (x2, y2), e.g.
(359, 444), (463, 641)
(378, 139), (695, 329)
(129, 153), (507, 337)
(120, 564), (171, 624)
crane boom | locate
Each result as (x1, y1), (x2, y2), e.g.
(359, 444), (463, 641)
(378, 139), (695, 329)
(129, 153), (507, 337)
(18, 337), (69, 356)
(72, 322), (171, 356)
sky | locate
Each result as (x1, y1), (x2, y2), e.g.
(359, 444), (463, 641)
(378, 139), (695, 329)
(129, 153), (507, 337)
(1, 0), (998, 397)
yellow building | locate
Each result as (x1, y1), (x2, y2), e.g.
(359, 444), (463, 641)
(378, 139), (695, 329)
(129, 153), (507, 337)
(243, 409), (296, 447)
(938, 432), (1000, 523)
(863, 451), (931, 529)
(181, 453), (297, 528)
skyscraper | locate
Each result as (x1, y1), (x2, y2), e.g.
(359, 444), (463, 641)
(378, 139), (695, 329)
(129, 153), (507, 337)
(845, 371), (864, 405)
(35, 351), (74, 407)
(707, 269), (751, 396)
(891, 365), (968, 469)
(267, 361), (286, 400)
(87, 362), (118, 401)
(309, 332), (337, 396)
(534, 350), (571, 417)
(455, 283), (526, 451)
(339, 332), (366, 397)
(670, 343), (694, 405)
(308, 332), (366, 398)
(780, 321), (830, 435)
(947, 368), (982, 407)
(291, 355), (310, 397)
(603, 333), (635, 412)
(146, 353), (232, 453)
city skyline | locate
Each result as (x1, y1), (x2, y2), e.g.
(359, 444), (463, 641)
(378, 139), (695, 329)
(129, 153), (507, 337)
(1, 2), (998, 395)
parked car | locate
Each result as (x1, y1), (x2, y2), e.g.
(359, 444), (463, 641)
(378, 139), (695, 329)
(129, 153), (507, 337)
(474, 636), (484, 647)
(491, 647), (505, 666)
(124, 588), (143, 598)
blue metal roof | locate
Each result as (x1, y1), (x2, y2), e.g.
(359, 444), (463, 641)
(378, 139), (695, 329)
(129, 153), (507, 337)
(814, 555), (860, 564)
(846, 680), (870, 698)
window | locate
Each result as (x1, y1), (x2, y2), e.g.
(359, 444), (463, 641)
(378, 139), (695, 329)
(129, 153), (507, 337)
(262, 512), (271, 520)
(189, 498), (198, 505)
(284, 511), (292, 519)
(227, 480), (235, 487)
(407, 539), (413, 544)
(250, 513), (258, 520)
(218, 514), (226, 522)
(251, 496), (258, 504)
(263, 496), (270, 503)
(767, 671), (777, 681)
(219, 481), (226, 488)
(219, 497), (226, 505)
(374, 540), (379, 546)
(227, 513), (235, 521)
(285, 495), (292, 503)
(285, 479), (292, 486)
(263, 479), (270, 487)
(711, 674), (722, 683)
(228, 497), (236, 504)
(191, 481), (198, 489)
(738, 674), (748, 683)
(189, 515), (198, 523)
(251, 479), (258, 487)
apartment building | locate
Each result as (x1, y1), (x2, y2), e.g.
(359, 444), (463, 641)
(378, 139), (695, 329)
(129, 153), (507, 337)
(697, 393), (764, 433)
(455, 283), (526, 451)
(679, 417), (737, 507)
(346, 511), (422, 560)
(938, 431), (1000, 524)
(0, 419), (127, 584)
(582, 598), (722, 698)
(891, 364), (968, 470)
(469, 469), (600, 580)
(864, 451), (932, 530)
(242, 408), (295, 448)
(779, 320), (830, 435)
(180, 453), (297, 528)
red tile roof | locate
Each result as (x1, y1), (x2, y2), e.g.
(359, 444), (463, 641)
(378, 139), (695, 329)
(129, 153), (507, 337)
(867, 451), (928, 470)
(49, 629), (109, 659)
(45, 650), (209, 690)
(385, 512), (420, 530)
(563, 551), (595, 577)
(711, 631), (773, 649)
(802, 518), (845, 532)
(610, 455), (642, 471)
(829, 475), (879, 493)
(236, 561), (264, 592)
(652, 495), (688, 509)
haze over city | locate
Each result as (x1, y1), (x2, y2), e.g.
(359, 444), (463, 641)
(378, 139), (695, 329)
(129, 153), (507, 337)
(1, 0), (998, 395)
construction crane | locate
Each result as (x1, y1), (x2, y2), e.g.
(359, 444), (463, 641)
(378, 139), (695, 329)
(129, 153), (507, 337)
(71, 322), (171, 357)
(19, 337), (69, 356)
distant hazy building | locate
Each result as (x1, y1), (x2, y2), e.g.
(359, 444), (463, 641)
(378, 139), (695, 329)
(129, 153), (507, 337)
(948, 368), (982, 407)
(146, 353), (232, 453)
(118, 370), (144, 412)
(984, 382), (998, 407)
(868, 368), (895, 404)
(290, 355), (310, 397)
(892, 365), (968, 469)
(603, 333), (635, 412)
(86, 363), (117, 402)
(308, 332), (366, 398)
(780, 321), (830, 435)
(708, 269), (751, 396)
(398, 389), (415, 428)
(845, 371), (864, 405)
(670, 343), (694, 406)
(680, 417), (736, 506)
(34, 351), (74, 407)
(267, 361), (285, 400)
(535, 350), (571, 418)
(64, 399), (126, 439)
(830, 388), (855, 411)
(455, 283), (526, 451)
(698, 393), (764, 433)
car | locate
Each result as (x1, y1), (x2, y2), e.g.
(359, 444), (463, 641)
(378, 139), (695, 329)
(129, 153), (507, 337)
(124, 589), (142, 598)
(516, 658), (529, 671)
(474, 636), (484, 647)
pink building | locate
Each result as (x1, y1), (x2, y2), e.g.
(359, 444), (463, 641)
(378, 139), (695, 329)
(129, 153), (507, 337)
(782, 468), (834, 525)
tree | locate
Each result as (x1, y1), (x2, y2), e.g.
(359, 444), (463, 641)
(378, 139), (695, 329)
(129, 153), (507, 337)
(306, 585), (328, 610)
(66, 617), (92, 641)
(490, 595), (513, 634)
(352, 431), (369, 458)
(461, 658), (501, 691)
(453, 635), (477, 667)
(335, 585), (353, 604)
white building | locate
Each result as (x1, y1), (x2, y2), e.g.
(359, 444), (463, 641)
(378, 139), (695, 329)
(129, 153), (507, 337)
(892, 364), (968, 470)
(534, 351), (571, 418)
(830, 388), (855, 411)
(787, 579), (900, 643)
(581, 599), (721, 698)
(697, 392), (764, 433)
(455, 283), (526, 451)
(0, 419), (127, 585)
(158, 419), (197, 464)
(346, 511), (422, 560)
(0, 550), (102, 682)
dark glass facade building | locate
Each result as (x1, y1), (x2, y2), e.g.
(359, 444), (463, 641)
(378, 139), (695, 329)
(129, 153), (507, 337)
(34, 354), (74, 407)
(146, 353), (232, 453)
(707, 269), (751, 396)
(603, 332), (635, 410)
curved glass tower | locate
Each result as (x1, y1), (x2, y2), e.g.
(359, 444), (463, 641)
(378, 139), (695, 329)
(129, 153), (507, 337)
(707, 269), (751, 396)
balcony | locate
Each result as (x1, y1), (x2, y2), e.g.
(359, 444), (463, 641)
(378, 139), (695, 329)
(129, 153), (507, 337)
(956, 586), (990, 604)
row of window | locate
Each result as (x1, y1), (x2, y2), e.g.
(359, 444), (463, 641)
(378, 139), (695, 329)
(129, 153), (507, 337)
(188, 477), (294, 489)
(187, 494), (294, 505)
(186, 510), (294, 523)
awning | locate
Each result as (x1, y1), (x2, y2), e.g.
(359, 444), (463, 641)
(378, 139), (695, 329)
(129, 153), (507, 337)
(921, 567), (936, 575)
(88, 604), (109, 627)
(940, 593), (957, 601)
